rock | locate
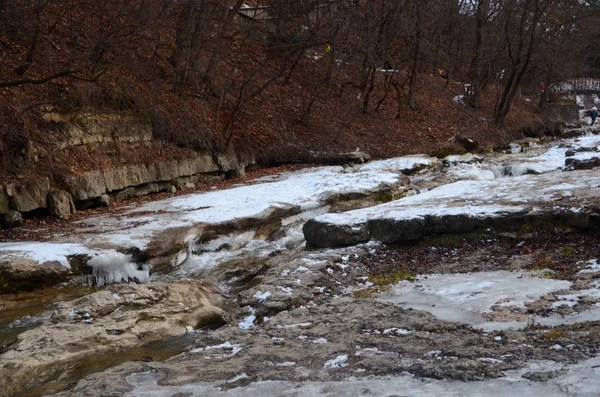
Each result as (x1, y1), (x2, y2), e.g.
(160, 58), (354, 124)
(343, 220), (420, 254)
(565, 157), (600, 170)
(194, 153), (219, 174)
(102, 164), (152, 192)
(170, 185), (177, 194)
(47, 190), (76, 218)
(3, 210), (23, 229)
(0, 258), (70, 293)
(147, 160), (179, 182)
(56, 171), (106, 201)
(135, 183), (160, 197)
(0, 189), (9, 214)
(303, 219), (369, 248)
(216, 153), (241, 172)
(455, 135), (479, 151)
(198, 175), (224, 185)
(177, 158), (196, 177)
(230, 166), (246, 179)
(0, 281), (229, 395)
(5, 177), (51, 212)
(367, 217), (427, 243)
(115, 187), (136, 202)
(97, 194), (111, 207)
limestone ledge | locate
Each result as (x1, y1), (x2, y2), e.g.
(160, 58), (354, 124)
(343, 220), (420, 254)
(0, 151), (254, 218)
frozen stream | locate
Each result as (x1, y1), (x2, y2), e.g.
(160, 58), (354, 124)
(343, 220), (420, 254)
(3, 130), (600, 396)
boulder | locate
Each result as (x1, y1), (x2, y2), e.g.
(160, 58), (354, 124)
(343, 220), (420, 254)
(0, 258), (70, 293)
(47, 190), (76, 218)
(303, 219), (369, 248)
(3, 211), (23, 229)
(231, 166), (246, 179)
(565, 157), (600, 170)
(98, 193), (111, 207)
(5, 177), (51, 212)
(0, 189), (9, 214)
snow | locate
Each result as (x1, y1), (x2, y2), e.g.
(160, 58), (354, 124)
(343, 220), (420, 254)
(577, 259), (600, 274)
(323, 355), (348, 369)
(0, 161), (413, 285)
(253, 291), (272, 303)
(0, 242), (89, 268)
(382, 328), (411, 336)
(189, 342), (243, 358)
(377, 271), (571, 331)
(313, 169), (600, 228)
(443, 154), (483, 164)
(356, 155), (434, 174)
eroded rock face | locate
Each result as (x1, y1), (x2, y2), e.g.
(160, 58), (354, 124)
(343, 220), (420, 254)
(56, 170), (107, 201)
(48, 190), (76, 218)
(0, 258), (69, 293)
(0, 280), (230, 395)
(5, 177), (51, 212)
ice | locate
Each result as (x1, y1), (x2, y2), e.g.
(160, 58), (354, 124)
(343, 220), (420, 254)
(377, 271), (571, 330)
(124, 356), (600, 396)
(87, 251), (149, 287)
(238, 307), (256, 330)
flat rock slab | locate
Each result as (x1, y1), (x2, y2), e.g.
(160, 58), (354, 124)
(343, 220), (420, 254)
(305, 169), (600, 248)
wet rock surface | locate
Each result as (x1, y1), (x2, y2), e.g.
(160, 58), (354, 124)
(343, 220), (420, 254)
(0, 281), (229, 395)
(42, 234), (600, 397)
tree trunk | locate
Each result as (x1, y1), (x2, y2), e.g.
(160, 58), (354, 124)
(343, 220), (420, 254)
(408, 0), (421, 110)
(468, 0), (489, 108)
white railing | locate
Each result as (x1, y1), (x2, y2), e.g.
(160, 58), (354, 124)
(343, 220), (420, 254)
(550, 78), (600, 93)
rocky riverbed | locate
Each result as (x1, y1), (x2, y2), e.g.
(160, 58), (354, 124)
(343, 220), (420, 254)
(2, 128), (600, 396)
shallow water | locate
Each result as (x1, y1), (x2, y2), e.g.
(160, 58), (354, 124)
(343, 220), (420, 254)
(0, 284), (92, 347)
(14, 332), (197, 397)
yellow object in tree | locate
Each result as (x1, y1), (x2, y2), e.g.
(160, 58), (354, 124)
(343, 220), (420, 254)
(325, 44), (331, 53)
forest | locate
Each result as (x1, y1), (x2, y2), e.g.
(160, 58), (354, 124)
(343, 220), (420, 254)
(0, 0), (599, 165)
